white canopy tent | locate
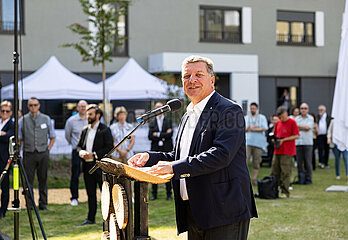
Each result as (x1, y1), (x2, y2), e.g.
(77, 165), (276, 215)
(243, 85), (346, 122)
(332, 0), (348, 151)
(1, 56), (102, 100)
(100, 58), (182, 100)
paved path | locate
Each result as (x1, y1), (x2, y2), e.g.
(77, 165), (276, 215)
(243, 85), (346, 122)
(8, 188), (100, 207)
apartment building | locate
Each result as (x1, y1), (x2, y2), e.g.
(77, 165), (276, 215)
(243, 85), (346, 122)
(0, 0), (345, 121)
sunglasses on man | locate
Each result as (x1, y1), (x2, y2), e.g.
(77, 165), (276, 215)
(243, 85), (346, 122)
(29, 104), (39, 107)
(1, 110), (11, 113)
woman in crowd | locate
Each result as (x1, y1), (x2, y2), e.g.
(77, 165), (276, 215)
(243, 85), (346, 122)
(109, 106), (135, 164)
(327, 119), (348, 180)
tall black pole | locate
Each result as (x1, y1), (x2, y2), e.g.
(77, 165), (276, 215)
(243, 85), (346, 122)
(12, 0), (20, 238)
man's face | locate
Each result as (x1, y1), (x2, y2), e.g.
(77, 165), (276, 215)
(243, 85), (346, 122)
(28, 99), (40, 114)
(77, 101), (87, 115)
(250, 105), (258, 116)
(293, 108), (299, 116)
(279, 112), (288, 122)
(300, 104), (309, 116)
(272, 116), (279, 124)
(155, 102), (164, 116)
(182, 62), (215, 105)
(318, 106), (326, 116)
(1, 106), (12, 121)
(87, 109), (98, 124)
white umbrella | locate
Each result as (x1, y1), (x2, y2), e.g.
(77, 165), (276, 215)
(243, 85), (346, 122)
(332, 0), (348, 151)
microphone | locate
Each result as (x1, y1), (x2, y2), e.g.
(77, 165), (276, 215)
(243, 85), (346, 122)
(136, 99), (181, 123)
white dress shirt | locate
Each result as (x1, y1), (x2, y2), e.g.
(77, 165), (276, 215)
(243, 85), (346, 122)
(156, 115), (164, 137)
(0, 118), (10, 131)
(179, 90), (215, 200)
(85, 121), (99, 161)
(318, 113), (327, 135)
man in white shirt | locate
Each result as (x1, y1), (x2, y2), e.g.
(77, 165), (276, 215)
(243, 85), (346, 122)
(148, 102), (174, 200)
(317, 105), (332, 168)
(295, 103), (314, 184)
(76, 104), (113, 226)
(128, 55), (257, 239)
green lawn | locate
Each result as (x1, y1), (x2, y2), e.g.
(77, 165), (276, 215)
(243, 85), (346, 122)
(1, 161), (348, 239)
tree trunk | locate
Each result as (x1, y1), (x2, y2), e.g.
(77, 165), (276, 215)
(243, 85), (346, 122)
(102, 61), (108, 126)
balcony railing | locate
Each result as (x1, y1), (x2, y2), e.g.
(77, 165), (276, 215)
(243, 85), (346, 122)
(277, 33), (314, 46)
(0, 21), (23, 34)
(200, 30), (241, 43)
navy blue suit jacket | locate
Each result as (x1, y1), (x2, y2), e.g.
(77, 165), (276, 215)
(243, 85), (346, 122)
(146, 92), (258, 234)
(0, 119), (15, 165)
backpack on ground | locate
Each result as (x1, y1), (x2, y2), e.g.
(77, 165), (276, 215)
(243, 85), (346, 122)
(257, 176), (278, 199)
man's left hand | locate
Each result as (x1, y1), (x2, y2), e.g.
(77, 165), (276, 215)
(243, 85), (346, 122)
(145, 161), (173, 175)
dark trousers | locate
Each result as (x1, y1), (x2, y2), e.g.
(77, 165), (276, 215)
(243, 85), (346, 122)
(70, 149), (82, 200)
(312, 138), (318, 170)
(83, 162), (102, 222)
(0, 160), (9, 216)
(23, 150), (49, 208)
(296, 145), (313, 183)
(151, 182), (172, 197)
(271, 154), (293, 196)
(317, 135), (329, 166)
(185, 203), (250, 240)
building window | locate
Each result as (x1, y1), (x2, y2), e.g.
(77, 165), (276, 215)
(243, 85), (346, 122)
(276, 11), (314, 46)
(200, 6), (241, 43)
(113, 5), (128, 57)
(0, 0), (24, 34)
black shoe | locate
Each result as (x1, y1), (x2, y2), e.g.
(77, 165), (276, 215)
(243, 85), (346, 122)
(166, 196), (173, 200)
(0, 212), (5, 219)
(305, 180), (312, 185)
(39, 206), (49, 211)
(76, 219), (95, 226)
(150, 196), (157, 201)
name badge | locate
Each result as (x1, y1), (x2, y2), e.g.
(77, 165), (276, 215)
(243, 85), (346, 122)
(41, 123), (47, 129)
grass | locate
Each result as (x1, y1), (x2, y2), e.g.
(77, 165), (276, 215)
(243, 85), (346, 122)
(1, 160), (348, 240)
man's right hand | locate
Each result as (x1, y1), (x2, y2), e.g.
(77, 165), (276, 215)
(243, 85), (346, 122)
(128, 152), (149, 168)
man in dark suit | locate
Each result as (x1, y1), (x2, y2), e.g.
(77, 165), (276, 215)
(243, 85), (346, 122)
(76, 104), (113, 226)
(129, 56), (257, 239)
(317, 105), (332, 168)
(148, 101), (174, 200)
(0, 101), (14, 219)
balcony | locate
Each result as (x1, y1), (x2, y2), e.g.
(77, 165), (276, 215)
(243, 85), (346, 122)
(200, 30), (241, 43)
(277, 33), (314, 46)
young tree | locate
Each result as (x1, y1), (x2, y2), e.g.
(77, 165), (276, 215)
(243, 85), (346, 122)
(62, 0), (129, 125)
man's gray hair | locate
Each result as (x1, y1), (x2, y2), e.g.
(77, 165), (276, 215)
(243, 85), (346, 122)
(276, 106), (288, 116)
(318, 105), (326, 111)
(181, 55), (214, 77)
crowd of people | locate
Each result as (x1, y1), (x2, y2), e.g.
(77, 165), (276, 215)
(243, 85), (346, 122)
(245, 100), (348, 198)
(0, 55), (346, 239)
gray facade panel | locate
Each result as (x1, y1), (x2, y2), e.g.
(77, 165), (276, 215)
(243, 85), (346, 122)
(0, 0), (345, 76)
(259, 77), (277, 118)
(300, 77), (336, 115)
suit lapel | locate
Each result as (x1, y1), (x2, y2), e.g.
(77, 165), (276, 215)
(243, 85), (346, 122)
(92, 124), (102, 152)
(189, 92), (220, 155)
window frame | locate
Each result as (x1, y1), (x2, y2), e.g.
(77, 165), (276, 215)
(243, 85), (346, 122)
(199, 5), (242, 43)
(276, 10), (315, 46)
(0, 0), (25, 35)
(112, 5), (128, 57)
